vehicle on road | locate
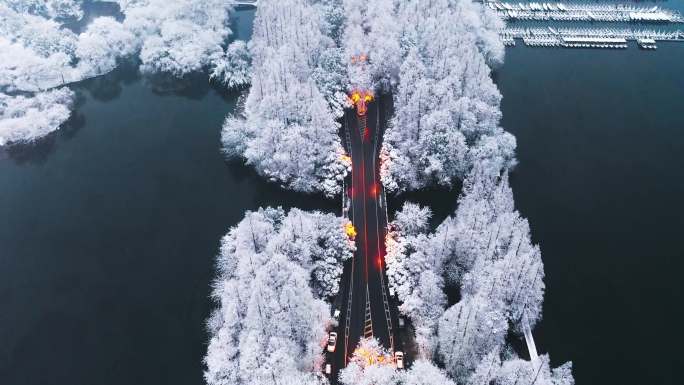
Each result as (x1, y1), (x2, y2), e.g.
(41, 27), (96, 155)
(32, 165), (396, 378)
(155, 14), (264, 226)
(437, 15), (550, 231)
(333, 308), (341, 320)
(349, 89), (373, 117)
(398, 317), (405, 329)
(327, 332), (338, 353)
(395, 351), (404, 369)
(324, 363), (332, 375)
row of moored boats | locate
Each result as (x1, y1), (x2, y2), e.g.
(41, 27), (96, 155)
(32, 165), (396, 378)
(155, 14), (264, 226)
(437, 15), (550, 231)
(488, 2), (683, 23)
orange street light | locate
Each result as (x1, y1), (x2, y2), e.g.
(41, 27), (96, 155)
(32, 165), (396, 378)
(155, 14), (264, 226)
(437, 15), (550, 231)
(349, 89), (374, 117)
(345, 222), (357, 240)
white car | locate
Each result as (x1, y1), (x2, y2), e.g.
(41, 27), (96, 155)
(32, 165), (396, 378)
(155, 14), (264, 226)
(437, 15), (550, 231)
(324, 363), (332, 375)
(394, 351), (404, 369)
(327, 332), (338, 353)
(333, 309), (341, 320)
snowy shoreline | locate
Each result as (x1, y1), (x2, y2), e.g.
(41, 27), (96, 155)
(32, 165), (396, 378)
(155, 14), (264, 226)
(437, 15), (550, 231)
(1, 0), (236, 146)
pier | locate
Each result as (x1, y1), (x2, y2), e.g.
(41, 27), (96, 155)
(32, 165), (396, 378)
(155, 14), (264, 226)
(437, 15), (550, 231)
(488, 2), (683, 23)
(501, 27), (684, 49)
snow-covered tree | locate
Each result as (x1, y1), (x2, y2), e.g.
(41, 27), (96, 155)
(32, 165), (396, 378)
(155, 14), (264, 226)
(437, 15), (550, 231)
(205, 207), (352, 385)
(404, 359), (458, 385)
(466, 348), (503, 385)
(384, 170), (551, 374)
(0, 3), (80, 145)
(1, 0), (242, 146)
(340, 360), (399, 385)
(339, 338), (456, 385)
(317, 0), (346, 45)
(394, 202), (432, 237)
(221, 0), (347, 196)
(386, 203), (446, 356)
(0, 3), (79, 92)
(266, 208), (355, 298)
(435, 168), (545, 330)
(340, 0), (400, 91)
(75, 17), (137, 78)
(386, 203), (436, 308)
(312, 47), (349, 117)
(469, 352), (574, 385)
(210, 40), (251, 89)
(2, 0), (85, 21)
(0, 87), (74, 146)
(119, 0), (235, 76)
(380, 0), (515, 193)
(436, 165), (515, 286)
(437, 294), (507, 383)
(494, 355), (574, 385)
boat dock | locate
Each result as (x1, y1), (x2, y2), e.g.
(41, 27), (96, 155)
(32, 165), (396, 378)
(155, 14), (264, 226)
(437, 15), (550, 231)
(501, 27), (684, 49)
(488, 2), (684, 23)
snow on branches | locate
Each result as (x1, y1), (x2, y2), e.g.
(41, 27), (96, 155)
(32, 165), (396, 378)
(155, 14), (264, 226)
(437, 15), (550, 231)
(380, 0), (515, 193)
(439, 167), (545, 330)
(118, 0), (235, 76)
(0, 3), (79, 93)
(0, 3), (126, 145)
(221, 0), (348, 196)
(210, 40), (251, 89)
(339, 337), (456, 385)
(437, 294), (508, 381)
(432, 168), (549, 381)
(75, 16), (137, 78)
(385, 202), (446, 355)
(385, 168), (559, 381)
(340, 0), (400, 92)
(468, 350), (574, 385)
(0, 87), (74, 146)
(1, 0), (239, 146)
(204, 207), (353, 385)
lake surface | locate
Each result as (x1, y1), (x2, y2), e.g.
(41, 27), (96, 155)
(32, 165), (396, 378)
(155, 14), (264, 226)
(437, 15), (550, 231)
(1, 5), (684, 385)
(0, 9), (335, 385)
(496, 33), (684, 385)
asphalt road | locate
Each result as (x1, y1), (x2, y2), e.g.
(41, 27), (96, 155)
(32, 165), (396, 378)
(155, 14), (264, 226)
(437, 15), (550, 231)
(329, 96), (403, 381)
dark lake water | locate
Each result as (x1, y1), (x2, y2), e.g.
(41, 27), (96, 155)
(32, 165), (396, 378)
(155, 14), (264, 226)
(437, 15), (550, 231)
(0, 9), (334, 385)
(496, 36), (684, 385)
(1, 5), (684, 385)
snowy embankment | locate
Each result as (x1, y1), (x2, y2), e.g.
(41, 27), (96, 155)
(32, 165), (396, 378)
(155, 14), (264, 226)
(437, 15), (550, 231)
(220, 0), (350, 197)
(1, 0), (236, 146)
(204, 207), (354, 385)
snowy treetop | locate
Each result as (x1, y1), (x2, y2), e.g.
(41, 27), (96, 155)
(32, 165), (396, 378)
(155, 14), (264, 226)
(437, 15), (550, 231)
(205, 207), (353, 385)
